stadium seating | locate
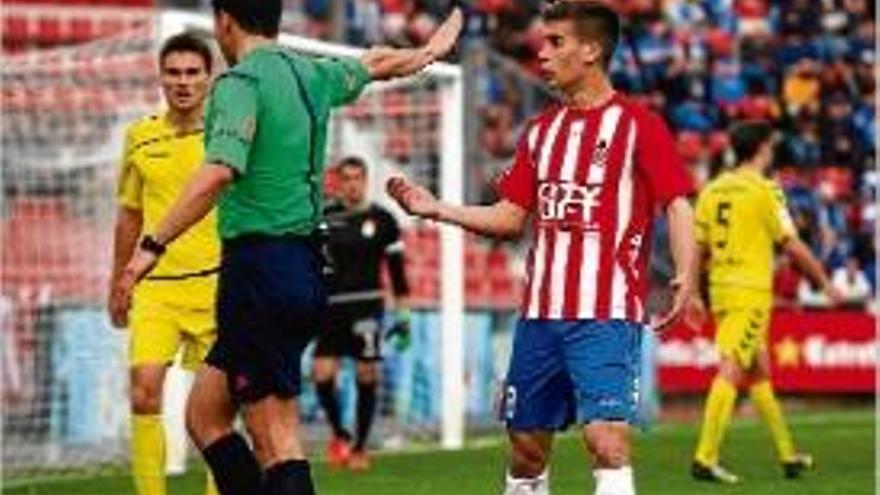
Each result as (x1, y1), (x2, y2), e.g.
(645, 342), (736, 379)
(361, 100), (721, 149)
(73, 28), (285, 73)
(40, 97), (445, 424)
(1, 197), (109, 304)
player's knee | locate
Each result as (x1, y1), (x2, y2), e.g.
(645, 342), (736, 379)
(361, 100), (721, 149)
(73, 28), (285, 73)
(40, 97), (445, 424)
(355, 365), (378, 385)
(244, 421), (296, 467)
(245, 426), (270, 466)
(130, 381), (162, 414)
(314, 367), (336, 384)
(510, 441), (550, 477)
(718, 356), (744, 383)
(589, 435), (629, 469)
(184, 402), (207, 447)
(185, 399), (228, 450)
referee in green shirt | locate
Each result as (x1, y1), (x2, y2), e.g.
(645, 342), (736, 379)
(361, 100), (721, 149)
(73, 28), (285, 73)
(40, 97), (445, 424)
(115, 1), (462, 493)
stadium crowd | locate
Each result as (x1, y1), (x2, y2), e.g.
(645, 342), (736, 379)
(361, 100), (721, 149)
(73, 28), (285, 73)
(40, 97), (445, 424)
(297, 0), (877, 311)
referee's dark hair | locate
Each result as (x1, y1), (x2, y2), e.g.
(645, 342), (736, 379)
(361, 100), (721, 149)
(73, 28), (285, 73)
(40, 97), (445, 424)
(212, 0), (281, 38)
(730, 121), (775, 164)
(160, 32), (213, 73)
(338, 156), (367, 173)
(542, 0), (621, 69)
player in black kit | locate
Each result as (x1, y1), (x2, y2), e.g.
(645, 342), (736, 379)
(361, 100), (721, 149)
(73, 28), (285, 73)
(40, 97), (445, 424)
(314, 156), (410, 471)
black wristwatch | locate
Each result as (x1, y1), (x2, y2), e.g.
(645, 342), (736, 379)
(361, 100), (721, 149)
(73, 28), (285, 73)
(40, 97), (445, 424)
(140, 235), (167, 257)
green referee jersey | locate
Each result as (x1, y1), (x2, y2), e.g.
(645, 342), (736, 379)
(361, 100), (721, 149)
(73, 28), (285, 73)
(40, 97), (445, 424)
(204, 44), (370, 239)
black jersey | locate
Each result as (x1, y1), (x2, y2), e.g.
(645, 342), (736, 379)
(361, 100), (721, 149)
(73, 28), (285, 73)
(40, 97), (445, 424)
(323, 200), (409, 309)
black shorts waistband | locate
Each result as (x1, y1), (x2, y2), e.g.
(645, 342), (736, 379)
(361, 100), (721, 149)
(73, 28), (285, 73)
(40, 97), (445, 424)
(222, 232), (317, 249)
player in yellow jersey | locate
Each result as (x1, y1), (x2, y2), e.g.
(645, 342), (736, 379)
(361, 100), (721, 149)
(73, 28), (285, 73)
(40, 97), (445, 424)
(107, 33), (219, 495)
(690, 121), (843, 483)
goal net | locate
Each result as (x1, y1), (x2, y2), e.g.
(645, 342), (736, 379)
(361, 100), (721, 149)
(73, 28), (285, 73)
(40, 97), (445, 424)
(2, 9), (470, 484)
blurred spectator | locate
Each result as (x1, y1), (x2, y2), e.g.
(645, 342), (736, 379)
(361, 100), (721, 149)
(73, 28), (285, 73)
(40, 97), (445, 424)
(345, 0), (384, 45)
(815, 181), (850, 268)
(852, 86), (875, 152)
(479, 104), (515, 158)
(780, 0), (820, 36)
(798, 279), (831, 309)
(830, 256), (873, 309)
(631, 17), (677, 88)
(821, 92), (865, 170)
(710, 59), (746, 114)
(783, 57), (821, 116)
(779, 118), (821, 168)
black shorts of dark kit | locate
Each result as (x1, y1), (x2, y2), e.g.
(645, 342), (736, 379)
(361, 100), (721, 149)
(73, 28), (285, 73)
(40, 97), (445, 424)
(313, 300), (385, 362)
(206, 234), (327, 404)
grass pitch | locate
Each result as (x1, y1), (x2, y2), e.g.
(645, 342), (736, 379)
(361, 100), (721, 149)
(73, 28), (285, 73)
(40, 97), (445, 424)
(4, 409), (874, 495)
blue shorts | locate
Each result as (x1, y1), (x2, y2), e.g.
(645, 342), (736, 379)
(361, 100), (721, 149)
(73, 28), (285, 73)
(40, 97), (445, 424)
(207, 235), (327, 404)
(501, 319), (643, 430)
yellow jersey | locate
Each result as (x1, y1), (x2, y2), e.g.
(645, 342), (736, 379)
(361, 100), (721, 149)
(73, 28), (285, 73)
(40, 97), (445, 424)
(118, 112), (220, 308)
(695, 167), (796, 299)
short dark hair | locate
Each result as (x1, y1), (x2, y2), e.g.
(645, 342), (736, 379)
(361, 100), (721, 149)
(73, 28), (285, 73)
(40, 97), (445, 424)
(542, 0), (620, 69)
(730, 121), (775, 163)
(160, 32), (213, 73)
(338, 156), (367, 173)
(212, 0), (281, 38)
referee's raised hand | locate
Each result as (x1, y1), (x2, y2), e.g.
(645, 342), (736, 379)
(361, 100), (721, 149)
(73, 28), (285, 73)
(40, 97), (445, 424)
(425, 8), (464, 61)
(361, 7), (463, 80)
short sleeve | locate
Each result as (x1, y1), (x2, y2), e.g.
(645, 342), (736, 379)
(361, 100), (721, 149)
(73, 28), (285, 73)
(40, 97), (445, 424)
(117, 127), (142, 210)
(694, 191), (711, 246)
(635, 112), (695, 206)
(766, 183), (796, 243)
(314, 56), (370, 107)
(496, 129), (537, 210)
(205, 74), (258, 175)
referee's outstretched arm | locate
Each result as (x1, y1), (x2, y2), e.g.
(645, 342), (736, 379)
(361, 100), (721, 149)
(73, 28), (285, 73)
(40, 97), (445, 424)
(361, 8), (463, 80)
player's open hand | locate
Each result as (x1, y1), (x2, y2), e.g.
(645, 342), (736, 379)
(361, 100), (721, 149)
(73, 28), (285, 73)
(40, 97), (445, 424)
(824, 285), (846, 307)
(653, 274), (695, 333)
(107, 278), (129, 328)
(112, 249), (159, 328)
(424, 7), (464, 62)
(683, 295), (708, 330)
(386, 176), (441, 220)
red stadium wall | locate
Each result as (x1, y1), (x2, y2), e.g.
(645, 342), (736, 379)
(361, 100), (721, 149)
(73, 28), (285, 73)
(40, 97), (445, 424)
(658, 311), (877, 394)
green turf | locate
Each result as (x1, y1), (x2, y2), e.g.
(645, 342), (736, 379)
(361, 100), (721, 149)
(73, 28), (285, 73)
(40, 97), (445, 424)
(4, 410), (875, 495)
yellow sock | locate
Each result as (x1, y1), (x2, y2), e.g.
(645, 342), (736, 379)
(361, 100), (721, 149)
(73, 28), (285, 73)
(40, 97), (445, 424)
(204, 471), (219, 495)
(695, 377), (737, 466)
(750, 380), (796, 461)
(131, 414), (166, 495)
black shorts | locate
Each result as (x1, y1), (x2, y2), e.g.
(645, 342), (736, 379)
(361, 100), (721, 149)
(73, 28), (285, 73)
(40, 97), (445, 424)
(314, 301), (384, 361)
(207, 234), (326, 403)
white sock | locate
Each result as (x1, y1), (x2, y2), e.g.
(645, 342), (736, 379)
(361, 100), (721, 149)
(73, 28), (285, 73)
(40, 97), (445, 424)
(502, 469), (549, 495)
(594, 466), (635, 495)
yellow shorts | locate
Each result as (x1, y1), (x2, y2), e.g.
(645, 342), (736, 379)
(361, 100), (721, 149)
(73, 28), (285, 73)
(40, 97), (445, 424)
(129, 284), (216, 371)
(710, 287), (772, 369)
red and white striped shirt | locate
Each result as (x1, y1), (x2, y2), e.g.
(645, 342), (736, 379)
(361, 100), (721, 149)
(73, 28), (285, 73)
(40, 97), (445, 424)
(497, 93), (693, 321)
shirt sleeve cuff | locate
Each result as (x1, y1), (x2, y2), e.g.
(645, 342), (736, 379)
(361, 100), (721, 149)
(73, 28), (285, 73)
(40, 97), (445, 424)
(497, 182), (533, 210)
(206, 146), (247, 175)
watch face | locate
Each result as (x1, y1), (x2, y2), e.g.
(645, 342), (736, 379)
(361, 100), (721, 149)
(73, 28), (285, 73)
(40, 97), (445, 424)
(141, 236), (165, 255)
